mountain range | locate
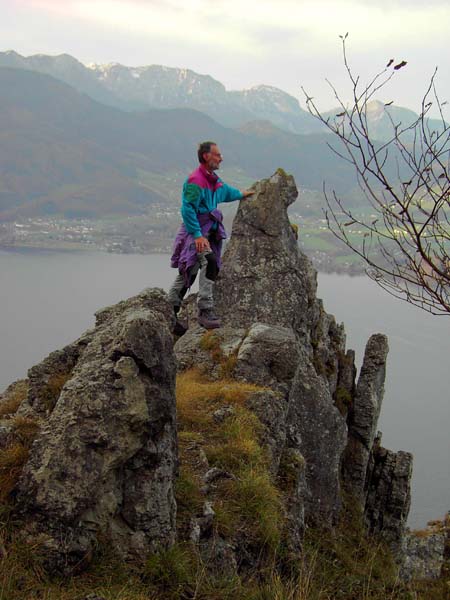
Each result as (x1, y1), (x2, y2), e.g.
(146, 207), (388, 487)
(0, 65), (361, 220)
(0, 50), (323, 135)
(0, 50), (440, 220)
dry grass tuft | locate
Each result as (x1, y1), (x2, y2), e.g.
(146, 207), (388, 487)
(215, 467), (282, 550)
(198, 331), (240, 377)
(0, 443), (29, 502)
(176, 368), (282, 556)
(219, 354), (238, 378)
(0, 380), (28, 418)
(0, 539), (152, 600)
(0, 416), (40, 502)
(176, 368), (264, 431)
(11, 416), (41, 447)
(204, 408), (264, 471)
(199, 330), (221, 353)
(40, 372), (72, 413)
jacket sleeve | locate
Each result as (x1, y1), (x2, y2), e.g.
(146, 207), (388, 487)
(216, 182), (243, 204)
(181, 182), (203, 239)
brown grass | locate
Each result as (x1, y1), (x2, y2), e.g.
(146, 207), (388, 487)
(0, 443), (29, 502)
(176, 368), (264, 431)
(40, 372), (72, 413)
(198, 331), (240, 377)
(0, 416), (40, 502)
(0, 380), (28, 418)
(0, 543), (152, 600)
(11, 416), (41, 446)
(176, 368), (282, 557)
(204, 408), (264, 471)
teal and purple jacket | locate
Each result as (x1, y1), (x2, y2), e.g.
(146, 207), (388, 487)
(170, 164), (243, 283)
(181, 164), (243, 239)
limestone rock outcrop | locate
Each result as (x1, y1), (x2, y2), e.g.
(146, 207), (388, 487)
(365, 434), (412, 555)
(214, 171), (349, 528)
(1, 169), (415, 579)
(176, 169), (412, 553)
(215, 170), (317, 344)
(401, 513), (449, 581)
(340, 335), (412, 552)
(342, 334), (390, 503)
(13, 289), (178, 574)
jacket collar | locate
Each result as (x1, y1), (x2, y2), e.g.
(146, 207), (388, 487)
(199, 163), (219, 186)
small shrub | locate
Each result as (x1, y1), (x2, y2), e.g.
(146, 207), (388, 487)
(290, 222), (299, 240)
(278, 449), (305, 492)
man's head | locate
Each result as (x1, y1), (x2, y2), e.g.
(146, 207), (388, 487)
(198, 141), (222, 171)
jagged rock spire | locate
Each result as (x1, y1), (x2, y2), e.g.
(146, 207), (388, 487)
(215, 169), (317, 338)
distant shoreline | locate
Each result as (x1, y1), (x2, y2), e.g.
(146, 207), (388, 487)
(0, 242), (366, 276)
(0, 244), (95, 255)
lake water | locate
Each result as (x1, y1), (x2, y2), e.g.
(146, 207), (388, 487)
(0, 248), (448, 529)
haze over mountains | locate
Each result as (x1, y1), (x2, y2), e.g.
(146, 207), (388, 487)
(0, 49), (322, 134)
(0, 50), (443, 220)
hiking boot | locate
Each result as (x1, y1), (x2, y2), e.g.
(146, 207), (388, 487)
(198, 308), (221, 329)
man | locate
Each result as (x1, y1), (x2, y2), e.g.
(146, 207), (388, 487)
(169, 141), (253, 332)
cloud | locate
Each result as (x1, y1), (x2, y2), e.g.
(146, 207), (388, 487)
(3, 1), (449, 113)
(20, 0), (448, 59)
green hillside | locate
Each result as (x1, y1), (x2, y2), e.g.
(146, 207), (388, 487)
(0, 67), (364, 221)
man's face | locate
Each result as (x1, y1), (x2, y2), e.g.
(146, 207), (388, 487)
(203, 145), (223, 171)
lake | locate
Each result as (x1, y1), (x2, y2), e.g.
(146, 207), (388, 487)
(1, 248), (448, 529)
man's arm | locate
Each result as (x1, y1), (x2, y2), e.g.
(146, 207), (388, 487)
(217, 183), (254, 203)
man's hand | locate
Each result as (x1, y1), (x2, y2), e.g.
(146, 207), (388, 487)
(241, 189), (254, 198)
(195, 236), (211, 253)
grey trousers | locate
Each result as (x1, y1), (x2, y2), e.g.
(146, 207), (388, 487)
(168, 252), (214, 311)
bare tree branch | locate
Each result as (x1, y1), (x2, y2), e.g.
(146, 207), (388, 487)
(302, 39), (450, 315)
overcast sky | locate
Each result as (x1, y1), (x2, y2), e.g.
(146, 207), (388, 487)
(2, 0), (449, 115)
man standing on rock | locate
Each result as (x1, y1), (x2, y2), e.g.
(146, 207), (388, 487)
(169, 141), (253, 333)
